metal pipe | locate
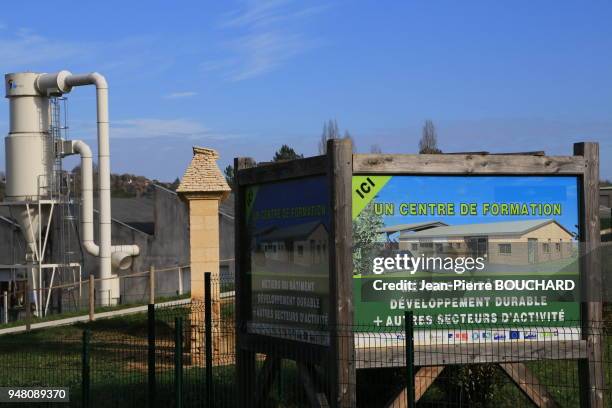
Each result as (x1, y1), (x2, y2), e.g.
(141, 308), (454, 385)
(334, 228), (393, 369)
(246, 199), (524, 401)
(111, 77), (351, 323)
(63, 73), (113, 300)
(61, 72), (140, 302)
(72, 140), (139, 263)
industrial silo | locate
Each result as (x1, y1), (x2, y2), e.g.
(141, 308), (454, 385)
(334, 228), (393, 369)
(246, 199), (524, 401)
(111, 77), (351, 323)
(2, 71), (139, 316)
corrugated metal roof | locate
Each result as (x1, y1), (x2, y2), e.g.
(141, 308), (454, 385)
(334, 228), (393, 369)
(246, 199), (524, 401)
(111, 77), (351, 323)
(378, 221), (447, 234)
(399, 219), (570, 239)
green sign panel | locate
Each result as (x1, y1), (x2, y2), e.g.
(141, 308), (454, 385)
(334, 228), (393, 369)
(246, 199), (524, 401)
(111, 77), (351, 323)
(352, 175), (581, 343)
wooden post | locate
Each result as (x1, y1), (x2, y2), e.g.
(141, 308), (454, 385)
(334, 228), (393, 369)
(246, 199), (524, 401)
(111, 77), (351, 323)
(404, 311), (415, 408)
(327, 138), (355, 408)
(384, 366), (445, 407)
(499, 363), (559, 407)
(174, 317), (184, 408)
(147, 304), (156, 407)
(254, 356), (281, 408)
(82, 330), (91, 408)
(235, 157), (257, 408)
(204, 272), (213, 406)
(298, 362), (330, 408)
(574, 142), (605, 408)
(25, 280), (31, 331)
(88, 275), (95, 321)
(2, 291), (7, 324)
(149, 265), (156, 305)
(178, 267), (183, 296)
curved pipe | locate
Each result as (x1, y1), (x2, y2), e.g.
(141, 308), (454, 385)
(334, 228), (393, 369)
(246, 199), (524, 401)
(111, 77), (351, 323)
(64, 73), (113, 287)
(35, 71), (140, 303)
(72, 140), (139, 263)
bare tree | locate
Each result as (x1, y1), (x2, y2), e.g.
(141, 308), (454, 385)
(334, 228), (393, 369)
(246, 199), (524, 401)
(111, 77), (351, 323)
(318, 119), (355, 154)
(318, 119), (339, 154)
(419, 119), (442, 154)
(370, 144), (382, 154)
(343, 130), (356, 151)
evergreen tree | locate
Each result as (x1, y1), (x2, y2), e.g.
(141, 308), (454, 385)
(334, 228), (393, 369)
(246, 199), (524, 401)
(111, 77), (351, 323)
(273, 145), (303, 162)
(224, 165), (234, 189)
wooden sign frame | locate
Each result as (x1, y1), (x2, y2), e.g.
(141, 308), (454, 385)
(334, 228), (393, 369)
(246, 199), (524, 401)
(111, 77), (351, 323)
(235, 140), (352, 408)
(235, 141), (604, 408)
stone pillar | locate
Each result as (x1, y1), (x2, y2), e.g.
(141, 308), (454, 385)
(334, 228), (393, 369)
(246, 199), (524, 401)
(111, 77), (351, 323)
(186, 196), (223, 303)
(177, 147), (230, 365)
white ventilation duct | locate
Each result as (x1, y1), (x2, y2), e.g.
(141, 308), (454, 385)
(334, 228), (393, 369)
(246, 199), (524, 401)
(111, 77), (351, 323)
(4, 70), (139, 306)
(70, 140), (139, 268)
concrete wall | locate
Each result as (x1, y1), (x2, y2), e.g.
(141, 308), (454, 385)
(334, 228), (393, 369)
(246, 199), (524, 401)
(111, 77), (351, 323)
(102, 186), (190, 303)
(219, 209), (235, 286)
(1, 185), (236, 306)
(42, 185), (191, 304)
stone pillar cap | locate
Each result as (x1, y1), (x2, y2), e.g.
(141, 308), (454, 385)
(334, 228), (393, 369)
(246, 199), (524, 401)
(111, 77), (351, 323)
(177, 146), (231, 199)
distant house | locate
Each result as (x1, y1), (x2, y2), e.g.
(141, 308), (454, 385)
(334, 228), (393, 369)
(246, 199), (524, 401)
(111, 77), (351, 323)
(399, 219), (574, 266)
(258, 221), (328, 267)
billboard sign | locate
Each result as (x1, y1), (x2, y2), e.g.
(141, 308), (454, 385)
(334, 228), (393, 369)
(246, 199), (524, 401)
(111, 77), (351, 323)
(352, 175), (580, 343)
(245, 176), (331, 345)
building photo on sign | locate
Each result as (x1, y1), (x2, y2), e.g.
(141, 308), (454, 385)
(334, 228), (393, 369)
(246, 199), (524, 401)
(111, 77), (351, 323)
(353, 175), (581, 345)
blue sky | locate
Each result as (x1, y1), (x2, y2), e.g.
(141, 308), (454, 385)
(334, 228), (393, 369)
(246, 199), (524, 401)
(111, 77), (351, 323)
(378, 176), (579, 234)
(0, 1), (611, 181)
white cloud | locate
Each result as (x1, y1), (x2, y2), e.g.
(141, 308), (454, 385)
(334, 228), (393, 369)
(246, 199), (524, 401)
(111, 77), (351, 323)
(200, 59), (236, 73)
(221, 0), (328, 29)
(111, 118), (208, 139)
(103, 118), (246, 141)
(227, 31), (309, 81)
(164, 91), (198, 99)
(0, 28), (86, 70)
(205, 0), (326, 81)
(0, 25), (173, 80)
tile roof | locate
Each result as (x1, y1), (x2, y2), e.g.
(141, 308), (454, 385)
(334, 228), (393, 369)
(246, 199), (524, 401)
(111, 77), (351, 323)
(399, 219), (572, 239)
(177, 147), (231, 194)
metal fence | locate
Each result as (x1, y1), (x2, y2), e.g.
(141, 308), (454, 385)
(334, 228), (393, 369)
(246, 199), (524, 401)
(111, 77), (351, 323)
(0, 262), (232, 327)
(0, 279), (610, 407)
